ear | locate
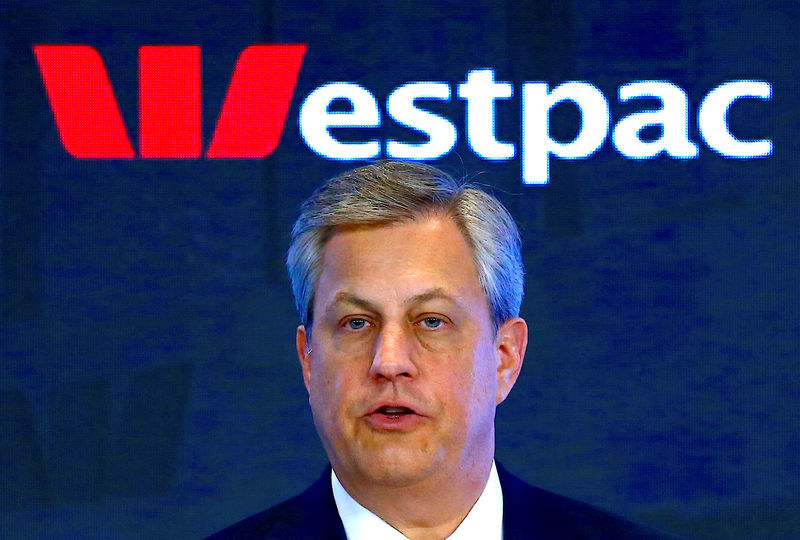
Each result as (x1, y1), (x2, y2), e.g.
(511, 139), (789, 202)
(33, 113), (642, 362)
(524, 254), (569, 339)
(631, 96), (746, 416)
(494, 317), (528, 404)
(296, 325), (312, 393)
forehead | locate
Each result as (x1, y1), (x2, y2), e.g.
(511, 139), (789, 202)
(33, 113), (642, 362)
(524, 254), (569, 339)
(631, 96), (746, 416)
(314, 216), (486, 311)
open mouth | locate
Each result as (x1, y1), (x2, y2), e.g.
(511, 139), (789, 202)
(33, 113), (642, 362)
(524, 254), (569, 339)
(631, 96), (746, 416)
(376, 406), (415, 418)
(364, 403), (425, 430)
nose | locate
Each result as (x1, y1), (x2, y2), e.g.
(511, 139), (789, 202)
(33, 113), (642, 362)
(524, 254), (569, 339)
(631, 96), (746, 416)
(369, 323), (419, 381)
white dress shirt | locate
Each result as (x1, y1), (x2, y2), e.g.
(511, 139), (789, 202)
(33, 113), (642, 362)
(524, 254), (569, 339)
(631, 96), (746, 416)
(331, 462), (503, 540)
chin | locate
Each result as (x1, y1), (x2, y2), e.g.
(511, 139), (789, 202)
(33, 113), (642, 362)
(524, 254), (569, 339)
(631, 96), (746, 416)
(352, 443), (443, 487)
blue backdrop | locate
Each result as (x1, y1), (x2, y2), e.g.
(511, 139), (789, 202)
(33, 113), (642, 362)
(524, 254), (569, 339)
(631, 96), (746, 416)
(1, 1), (798, 538)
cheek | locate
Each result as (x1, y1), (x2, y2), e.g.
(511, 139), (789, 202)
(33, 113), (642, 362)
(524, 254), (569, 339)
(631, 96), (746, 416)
(436, 365), (484, 420)
(333, 329), (376, 354)
(436, 341), (493, 401)
(308, 359), (336, 411)
(415, 329), (462, 354)
(310, 358), (358, 417)
(464, 348), (499, 411)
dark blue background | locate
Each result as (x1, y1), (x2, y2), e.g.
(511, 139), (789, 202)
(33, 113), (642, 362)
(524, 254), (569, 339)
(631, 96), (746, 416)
(1, 1), (798, 538)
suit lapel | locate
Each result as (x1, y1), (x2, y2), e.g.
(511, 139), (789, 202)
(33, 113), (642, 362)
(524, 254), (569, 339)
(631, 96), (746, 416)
(287, 467), (348, 539)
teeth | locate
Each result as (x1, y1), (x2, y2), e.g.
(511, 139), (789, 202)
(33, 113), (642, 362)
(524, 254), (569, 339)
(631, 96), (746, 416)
(381, 407), (411, 414)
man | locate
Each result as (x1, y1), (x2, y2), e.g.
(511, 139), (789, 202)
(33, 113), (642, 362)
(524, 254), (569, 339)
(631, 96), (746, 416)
(207, 161), (677, 539)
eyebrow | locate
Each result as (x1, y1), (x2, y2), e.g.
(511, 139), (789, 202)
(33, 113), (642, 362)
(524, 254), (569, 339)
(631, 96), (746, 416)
(404, 287), (459, 307)
(328, 292), (380, 314)
(325, 287), (462, 316)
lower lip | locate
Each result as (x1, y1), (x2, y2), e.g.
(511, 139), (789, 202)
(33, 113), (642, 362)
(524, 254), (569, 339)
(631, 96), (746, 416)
(364, 412), (426, 431)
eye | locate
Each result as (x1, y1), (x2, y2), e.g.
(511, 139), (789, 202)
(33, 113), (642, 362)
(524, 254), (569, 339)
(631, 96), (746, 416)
(419, 316), (443, 329)
(345, 317), (370, 330)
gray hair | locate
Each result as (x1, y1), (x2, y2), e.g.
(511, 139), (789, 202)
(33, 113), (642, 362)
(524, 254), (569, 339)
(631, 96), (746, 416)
(286, 160), (523, 331)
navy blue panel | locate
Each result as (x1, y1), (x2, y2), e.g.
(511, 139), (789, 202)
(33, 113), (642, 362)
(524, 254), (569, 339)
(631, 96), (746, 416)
(1, 1), (797, 539)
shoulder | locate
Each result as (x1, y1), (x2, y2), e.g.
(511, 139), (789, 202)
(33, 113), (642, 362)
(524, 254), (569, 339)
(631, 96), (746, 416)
(203, 469), (346, 540)
(497, 463), (683, 540)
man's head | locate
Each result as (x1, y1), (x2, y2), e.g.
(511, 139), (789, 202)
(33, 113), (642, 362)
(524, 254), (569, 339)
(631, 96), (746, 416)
(286, 160), (528, 496)
(287, 160), (524, 333)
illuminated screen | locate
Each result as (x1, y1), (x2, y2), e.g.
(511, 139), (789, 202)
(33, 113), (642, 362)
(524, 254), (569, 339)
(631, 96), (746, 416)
(1, 2), (797, 539)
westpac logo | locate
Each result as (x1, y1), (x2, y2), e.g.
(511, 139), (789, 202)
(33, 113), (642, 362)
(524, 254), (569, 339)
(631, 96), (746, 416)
(33, 44), (306, 160)
(34, 44), (772, 184)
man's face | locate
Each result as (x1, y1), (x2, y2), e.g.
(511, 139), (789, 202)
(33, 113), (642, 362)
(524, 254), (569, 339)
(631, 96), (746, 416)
(296, 215), (526, 491)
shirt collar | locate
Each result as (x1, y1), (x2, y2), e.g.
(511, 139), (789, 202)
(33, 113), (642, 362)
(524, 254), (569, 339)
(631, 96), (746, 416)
(331, 462), (503, 540)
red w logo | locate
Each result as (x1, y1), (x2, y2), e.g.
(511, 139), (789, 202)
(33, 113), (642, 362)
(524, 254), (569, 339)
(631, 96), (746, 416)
(33, 44), (307, 159)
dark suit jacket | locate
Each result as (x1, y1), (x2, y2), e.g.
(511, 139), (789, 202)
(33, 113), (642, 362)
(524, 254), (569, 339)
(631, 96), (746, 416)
(205, 463), (678, 539)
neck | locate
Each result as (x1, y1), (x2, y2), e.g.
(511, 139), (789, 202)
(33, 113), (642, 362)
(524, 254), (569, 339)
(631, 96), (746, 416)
(335, 455), (494, 540)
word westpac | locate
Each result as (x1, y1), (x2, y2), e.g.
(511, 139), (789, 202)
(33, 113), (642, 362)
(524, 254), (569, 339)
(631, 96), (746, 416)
(34, 44), (772, 185)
